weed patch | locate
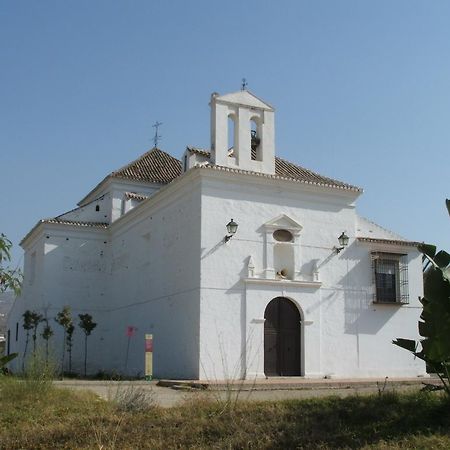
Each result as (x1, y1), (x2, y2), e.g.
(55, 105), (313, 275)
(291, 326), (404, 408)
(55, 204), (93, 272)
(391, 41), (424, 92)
(1, 378), (449, 449)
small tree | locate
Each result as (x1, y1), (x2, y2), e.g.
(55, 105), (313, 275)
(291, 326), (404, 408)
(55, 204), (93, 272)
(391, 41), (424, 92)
(22, 310), (33, 372)
(78, 313), (97, 377)
(29, 311), (43, 354)
(66, 323), (75, 373)
(41, 322), (54, 364)
(0, 233), (22, 295)
(55, 306), (73, 376)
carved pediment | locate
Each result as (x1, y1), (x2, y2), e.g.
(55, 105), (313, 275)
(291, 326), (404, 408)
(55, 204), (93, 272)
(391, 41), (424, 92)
(215, 90), (274, 111)
(263, 214), (303, 233)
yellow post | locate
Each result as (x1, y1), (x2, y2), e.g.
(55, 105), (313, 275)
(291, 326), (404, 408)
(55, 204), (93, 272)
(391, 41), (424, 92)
(145, 334), (153, 381)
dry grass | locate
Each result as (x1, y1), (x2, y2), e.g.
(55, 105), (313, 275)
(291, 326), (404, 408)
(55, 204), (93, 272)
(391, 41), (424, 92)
(1, 376), (450, 449)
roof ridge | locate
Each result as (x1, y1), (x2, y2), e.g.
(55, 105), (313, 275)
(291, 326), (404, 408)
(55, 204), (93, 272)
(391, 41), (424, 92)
(78, 147), (182, 206)
(111, 147), (182, 184)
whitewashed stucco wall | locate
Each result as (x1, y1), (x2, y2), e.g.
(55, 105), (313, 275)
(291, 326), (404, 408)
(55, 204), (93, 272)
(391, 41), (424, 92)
(7, 168), (425, 380)
(105, 176), (203, 378)
(7, 226), (110, 374)
(197, 170), (425, 380)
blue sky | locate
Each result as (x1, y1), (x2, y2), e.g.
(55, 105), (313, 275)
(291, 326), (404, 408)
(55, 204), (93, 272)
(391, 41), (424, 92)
(1, 1), (449, 269)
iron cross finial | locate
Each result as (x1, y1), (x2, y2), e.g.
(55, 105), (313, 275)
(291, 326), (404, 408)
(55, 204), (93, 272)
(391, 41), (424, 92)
(241, 78), (248, 91)
(152, 121), (163, 147)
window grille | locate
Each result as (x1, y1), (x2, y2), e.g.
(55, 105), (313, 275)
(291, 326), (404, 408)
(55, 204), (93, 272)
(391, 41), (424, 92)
(371, 252), (409, 304)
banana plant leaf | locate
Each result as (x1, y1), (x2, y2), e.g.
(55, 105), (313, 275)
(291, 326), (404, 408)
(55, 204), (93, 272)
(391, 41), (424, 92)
(0, 353), (18, 368)
(434, 250), (450, 270)
(392, 338), (417, 352)
(419, 243), (436, 259)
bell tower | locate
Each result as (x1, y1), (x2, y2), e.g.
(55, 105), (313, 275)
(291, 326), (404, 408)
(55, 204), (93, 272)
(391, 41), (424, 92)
(210, 90), (275, 174)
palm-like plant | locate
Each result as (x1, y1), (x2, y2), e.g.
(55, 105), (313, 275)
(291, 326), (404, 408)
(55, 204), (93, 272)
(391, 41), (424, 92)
(393, 199), (450, 395)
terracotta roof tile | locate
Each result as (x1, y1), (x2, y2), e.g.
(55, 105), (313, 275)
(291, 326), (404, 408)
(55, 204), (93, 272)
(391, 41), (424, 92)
(21, 219), (108, 246)
(111, 148), (182, 184)
(187, 147), (361, 191)
(43, 219), (109, 228)
(274, 157), (358, 190)
(125, 192), (148, 201)
(186, 146), (211, 157)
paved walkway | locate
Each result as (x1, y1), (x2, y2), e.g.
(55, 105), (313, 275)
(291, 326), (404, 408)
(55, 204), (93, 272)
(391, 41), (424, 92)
(54, 377), (440, 408)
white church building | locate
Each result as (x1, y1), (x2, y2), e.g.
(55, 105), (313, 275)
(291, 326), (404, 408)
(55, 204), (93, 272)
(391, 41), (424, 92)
(7, 90), (426, 380)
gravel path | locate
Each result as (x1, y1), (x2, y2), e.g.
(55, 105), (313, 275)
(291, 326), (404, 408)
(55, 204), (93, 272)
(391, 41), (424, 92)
(54, 379), (429, 408)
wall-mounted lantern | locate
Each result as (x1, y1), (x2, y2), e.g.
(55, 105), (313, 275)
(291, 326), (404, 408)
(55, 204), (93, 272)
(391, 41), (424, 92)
(225, 219), (238, 242)
(334, 231), (349, 253)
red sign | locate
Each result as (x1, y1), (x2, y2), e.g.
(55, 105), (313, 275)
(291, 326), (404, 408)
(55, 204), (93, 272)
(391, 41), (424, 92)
(145, 336), (153, 352)
(126, 326), (137, 337)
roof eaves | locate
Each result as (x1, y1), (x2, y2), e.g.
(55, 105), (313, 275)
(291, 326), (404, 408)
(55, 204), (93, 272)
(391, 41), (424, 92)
(43, 219), (109, 228)
(356, 237), (421, 247)
(199, 164), (362, 192)
(20, 219), (109, 247)
(185, 148), (361, 191)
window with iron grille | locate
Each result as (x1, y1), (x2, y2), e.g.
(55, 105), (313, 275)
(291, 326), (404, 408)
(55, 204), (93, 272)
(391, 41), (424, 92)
(371, 252), (409, 304)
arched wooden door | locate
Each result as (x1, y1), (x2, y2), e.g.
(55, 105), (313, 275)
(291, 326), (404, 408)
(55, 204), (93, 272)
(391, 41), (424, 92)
(264, 297), (301, 376)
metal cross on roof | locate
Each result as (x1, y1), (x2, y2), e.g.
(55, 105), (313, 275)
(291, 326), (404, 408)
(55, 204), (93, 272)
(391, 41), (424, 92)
(152, 121), (163, 147)
(241, 78), (248, 91)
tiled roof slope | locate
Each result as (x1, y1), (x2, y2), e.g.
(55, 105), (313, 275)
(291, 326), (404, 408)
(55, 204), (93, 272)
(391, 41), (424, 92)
(111, 148), (182, 184)
(187, 147), (360, 191)
(275, 157), (358, 190)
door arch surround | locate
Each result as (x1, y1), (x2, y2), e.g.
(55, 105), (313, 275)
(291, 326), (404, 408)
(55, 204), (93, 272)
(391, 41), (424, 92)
(264, 297), (302, 376)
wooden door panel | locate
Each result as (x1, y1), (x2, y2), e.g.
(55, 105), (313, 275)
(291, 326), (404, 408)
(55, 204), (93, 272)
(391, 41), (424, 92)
(264, 297), (301, 376)
(264, 332), (278, 375)
(280, 329), (300, 376)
